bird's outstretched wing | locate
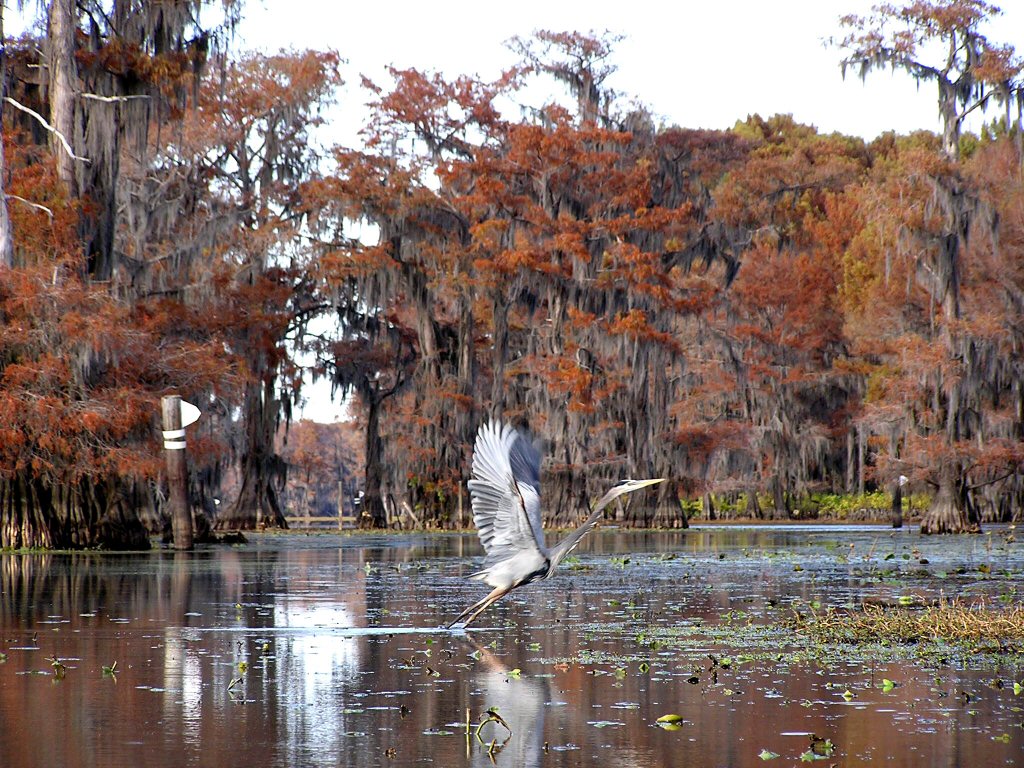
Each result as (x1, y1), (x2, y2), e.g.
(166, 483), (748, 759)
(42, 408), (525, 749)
(467, 421), (547, 568)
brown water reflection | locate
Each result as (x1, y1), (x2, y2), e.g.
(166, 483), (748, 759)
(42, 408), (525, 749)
(0, 527), (1021, 767)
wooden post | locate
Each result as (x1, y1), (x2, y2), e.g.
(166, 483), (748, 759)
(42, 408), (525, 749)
(892, 474), (907, 529)
(162, 395), (193, 550)
(342, 479), (350, 532)
(857, 425), (866, 496)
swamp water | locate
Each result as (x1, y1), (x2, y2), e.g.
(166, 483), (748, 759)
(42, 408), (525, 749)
(0, 526), (1021, 767)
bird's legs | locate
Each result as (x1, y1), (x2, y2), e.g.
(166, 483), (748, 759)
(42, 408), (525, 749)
(447, 586), (510, 629)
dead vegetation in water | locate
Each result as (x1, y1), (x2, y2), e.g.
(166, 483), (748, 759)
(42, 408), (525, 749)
(791, 600), (1024, 651)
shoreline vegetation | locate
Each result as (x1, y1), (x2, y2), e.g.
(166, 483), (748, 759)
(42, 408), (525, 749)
(283, 490), (937, 530)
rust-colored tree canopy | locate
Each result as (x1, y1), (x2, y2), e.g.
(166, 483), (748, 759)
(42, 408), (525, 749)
(1, 2), (1022, 547)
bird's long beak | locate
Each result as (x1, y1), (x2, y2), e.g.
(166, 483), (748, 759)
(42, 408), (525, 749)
(633, 478), (666, 488)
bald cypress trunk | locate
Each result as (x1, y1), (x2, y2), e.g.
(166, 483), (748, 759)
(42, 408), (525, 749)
(359, 389), (388, 529)
(218, 379), (288, 530)
(0, 125), (11, 267)
(490, 289), (510, 417)
(47, 0), (78, 198)
(703, 492), (715, 521)
(770, 475), (789, 520)
(748, 489), (763, 520)
(0, 476), (150, 550)
(920, 473), (973, 534)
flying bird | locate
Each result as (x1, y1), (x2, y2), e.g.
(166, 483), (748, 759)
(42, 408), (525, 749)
(449, 420), (664, 628)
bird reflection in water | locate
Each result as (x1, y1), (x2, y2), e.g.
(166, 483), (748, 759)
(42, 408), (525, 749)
(460, 637), (551, 768)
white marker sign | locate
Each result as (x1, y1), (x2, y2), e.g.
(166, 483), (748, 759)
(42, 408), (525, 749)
(180, 400), (201, 428)
(162, 399), (202, 449)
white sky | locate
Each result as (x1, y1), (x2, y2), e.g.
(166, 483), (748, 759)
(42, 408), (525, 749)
(238, 0), (1022, 143)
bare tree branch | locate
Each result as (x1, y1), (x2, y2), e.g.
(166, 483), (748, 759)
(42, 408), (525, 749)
(3, 96), (90, 164)
(968, 467), (1024, 492)
(80, 92), (150, 103)
(4, 194), (54, 220)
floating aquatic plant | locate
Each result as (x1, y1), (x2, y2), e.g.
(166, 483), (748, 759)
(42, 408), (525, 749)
(47, 656), (66, 681)
(791, 601), (1024, 648)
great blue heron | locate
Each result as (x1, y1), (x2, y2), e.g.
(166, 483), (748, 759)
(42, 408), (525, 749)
(449, 421), (664, 628)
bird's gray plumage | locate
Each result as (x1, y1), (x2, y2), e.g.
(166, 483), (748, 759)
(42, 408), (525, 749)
(466, 421), (547, 577)
(449, 420), (665, 628)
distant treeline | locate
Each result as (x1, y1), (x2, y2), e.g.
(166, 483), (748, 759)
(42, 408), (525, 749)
(1, 3), (1022, 548)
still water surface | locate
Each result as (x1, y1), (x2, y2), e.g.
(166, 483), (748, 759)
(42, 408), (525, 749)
(1, 526), (1021, 767)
